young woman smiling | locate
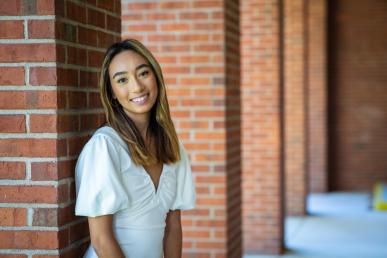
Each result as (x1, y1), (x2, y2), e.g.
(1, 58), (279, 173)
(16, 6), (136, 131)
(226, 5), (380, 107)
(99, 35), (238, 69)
(75, 39), (196, 258)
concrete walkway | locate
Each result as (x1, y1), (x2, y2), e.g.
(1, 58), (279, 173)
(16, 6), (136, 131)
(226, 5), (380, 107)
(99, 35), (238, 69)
(244, 192), (387, 258)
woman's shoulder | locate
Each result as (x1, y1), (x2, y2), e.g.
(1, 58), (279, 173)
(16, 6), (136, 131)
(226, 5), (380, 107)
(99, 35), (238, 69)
(88, 125), (128, 151)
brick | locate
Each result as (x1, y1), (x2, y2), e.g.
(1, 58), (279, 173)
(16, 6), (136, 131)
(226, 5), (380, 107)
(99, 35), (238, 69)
(0, 208), (27, 226)
(179, 34), (210, 42)
(29, 114), (56, 133)
(125, 2), (157, 10)
(57, 114), (79, 133)
(87, 8), (105, 28)
(0, 44), (56, 62)
(0, 230), (58, 249)
(146, 13), (176, 20)
(58, 183), (69, 203)
(80, 113), (104, 130)
(28, 20), (55, 39)
(0, 255), (27, 258)
(33, 208), (58, 226)
(69, 181), (76, 201)
(29, 67), (57, 86)
(180, 77), (210, 86)
(67, 136), (89, 156)
(0, 162), (26, 179)
(57, 90), (67, 109)
(122, 13), (143, 21)
(179, 12), (209, 20)
(106, 15), (121, 32)
(0, 67), (25, 85)
(56, 44), (66, 63)
(79, 71), (98, 88)
(0, 185), (57, 203)
(0, 20), (24, 39)
(67, 46), (87, 66)
(0, 138), (59, 157)
(125, 24), (157, 32)
(87, 50), (104, 68)
(148, 35), (176, 42)
(69, 221), (89, 243)
(31, 160), (75, 181)
(57, 68), (79, 87)
(58, 204), (76, 226)
(0, 91), (57, 109)
(97, 31), (115, 48)
(56, 21), (77, 43)
(88, 92), (101, 108)
(66, 1), (86, 24)
(0, 115), (26, 133)
(36, 0), (55, 15)
(67, 91), (87, 108)
(97, 0), (114, 12)
(193, 1), (223, 8)
(160, 24), (190, 31)
(159, 2), (189, 9)
(0, 0), (22, 15)
(179, 55), (210, 64)
(78, 26), (97, 47)
(113, 0), (121, 14)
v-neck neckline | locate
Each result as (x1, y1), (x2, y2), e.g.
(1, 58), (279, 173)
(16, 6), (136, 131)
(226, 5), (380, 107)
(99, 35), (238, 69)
(141, 164), (165, 195)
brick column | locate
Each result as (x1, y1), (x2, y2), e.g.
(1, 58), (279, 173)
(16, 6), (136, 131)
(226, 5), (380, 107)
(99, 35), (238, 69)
(121, 1), (242, 257)
(307, 0), (327, 193)
(284, 0), (308, 216)
(0, 0), (120, 257)
(241, 0), (285, 254)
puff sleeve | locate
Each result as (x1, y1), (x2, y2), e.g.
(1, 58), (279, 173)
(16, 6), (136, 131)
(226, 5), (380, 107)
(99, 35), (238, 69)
(75, 135), (130, 217)
(170, 142), (196, 210)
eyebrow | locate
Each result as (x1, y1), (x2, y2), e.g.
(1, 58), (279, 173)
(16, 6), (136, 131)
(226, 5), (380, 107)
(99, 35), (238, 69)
(112, 64), (150, 79)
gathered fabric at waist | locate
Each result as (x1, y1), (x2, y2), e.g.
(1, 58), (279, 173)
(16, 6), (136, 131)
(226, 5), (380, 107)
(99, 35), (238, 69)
(83, 227), (165, 258)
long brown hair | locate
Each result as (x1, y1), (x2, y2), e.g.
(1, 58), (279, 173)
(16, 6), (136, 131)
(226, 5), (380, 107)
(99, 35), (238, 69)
(99, 39), (180, 166)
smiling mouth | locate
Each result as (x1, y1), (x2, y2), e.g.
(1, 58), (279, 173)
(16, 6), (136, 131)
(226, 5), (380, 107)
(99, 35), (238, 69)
(130, 93), (149, 103)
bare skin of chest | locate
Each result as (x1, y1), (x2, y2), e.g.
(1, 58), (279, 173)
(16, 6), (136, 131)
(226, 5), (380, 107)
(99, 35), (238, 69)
(143, 162), (163, 190)
(143, 137), (163, 191)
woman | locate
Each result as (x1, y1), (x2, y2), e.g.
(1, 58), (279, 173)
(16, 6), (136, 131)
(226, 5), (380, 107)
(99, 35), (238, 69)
(75, 39), (196, 258)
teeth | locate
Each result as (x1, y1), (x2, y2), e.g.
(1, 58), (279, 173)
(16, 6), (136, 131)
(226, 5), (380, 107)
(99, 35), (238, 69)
(131, 94), (148, 102)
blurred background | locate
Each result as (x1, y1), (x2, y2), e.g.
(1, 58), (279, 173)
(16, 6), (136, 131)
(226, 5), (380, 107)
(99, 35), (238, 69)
(0, 0), (386, 257)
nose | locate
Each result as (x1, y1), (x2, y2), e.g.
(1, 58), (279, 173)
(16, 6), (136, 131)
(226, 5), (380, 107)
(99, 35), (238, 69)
(128, 75), (144, 92)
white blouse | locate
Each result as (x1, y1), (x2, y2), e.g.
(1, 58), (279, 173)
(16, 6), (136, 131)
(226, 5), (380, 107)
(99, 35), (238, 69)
(75, 126), (196, 258)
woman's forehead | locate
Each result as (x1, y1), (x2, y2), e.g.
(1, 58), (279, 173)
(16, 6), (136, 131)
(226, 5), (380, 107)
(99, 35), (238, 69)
(109, 50), (149, 73)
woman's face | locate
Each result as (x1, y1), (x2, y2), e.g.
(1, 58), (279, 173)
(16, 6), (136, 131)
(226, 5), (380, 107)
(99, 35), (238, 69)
(108, 50), (158, 121)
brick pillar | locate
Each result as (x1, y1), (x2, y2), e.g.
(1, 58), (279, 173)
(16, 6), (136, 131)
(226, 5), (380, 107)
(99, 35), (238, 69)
(0, 0), (120, 257)
(284, 0), (308, 216)
(307, 0), (328, 193)
(241, 0), (285, 254)
(121, 1), (242, 257)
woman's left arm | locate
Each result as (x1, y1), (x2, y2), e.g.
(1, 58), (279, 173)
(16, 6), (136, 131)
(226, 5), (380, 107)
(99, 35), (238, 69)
(163, 209), (182, 258)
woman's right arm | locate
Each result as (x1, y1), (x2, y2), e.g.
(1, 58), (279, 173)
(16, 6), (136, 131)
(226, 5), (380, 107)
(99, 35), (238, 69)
(88, 215), (125, 258)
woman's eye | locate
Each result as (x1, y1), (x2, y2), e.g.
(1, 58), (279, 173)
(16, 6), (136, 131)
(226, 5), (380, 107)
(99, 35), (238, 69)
(139, 70), (149, 78)
(117, 77), (127, 84)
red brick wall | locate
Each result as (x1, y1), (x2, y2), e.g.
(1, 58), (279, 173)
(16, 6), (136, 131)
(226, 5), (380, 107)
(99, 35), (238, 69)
(241, 0), (285, 254)
(308, 0), (328, 193)
(121, 1), (242, 257)
(0, 0), (120, 256)
(284, 0), (307, 216)
(329, 0), (387, 191)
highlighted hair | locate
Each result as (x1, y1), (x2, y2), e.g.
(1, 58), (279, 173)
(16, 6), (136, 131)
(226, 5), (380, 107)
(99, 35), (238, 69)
(99, 39), (180, 165)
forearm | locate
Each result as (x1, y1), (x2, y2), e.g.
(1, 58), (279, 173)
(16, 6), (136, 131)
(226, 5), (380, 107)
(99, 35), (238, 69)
(163, 209), (182, 258)
(88, 215), (125, 258)
(92, 235), (125, 258)
(163, 223), (182, 258)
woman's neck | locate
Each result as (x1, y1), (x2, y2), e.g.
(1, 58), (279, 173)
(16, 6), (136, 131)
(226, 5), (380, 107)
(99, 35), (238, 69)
(125, 112), (150, 141)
